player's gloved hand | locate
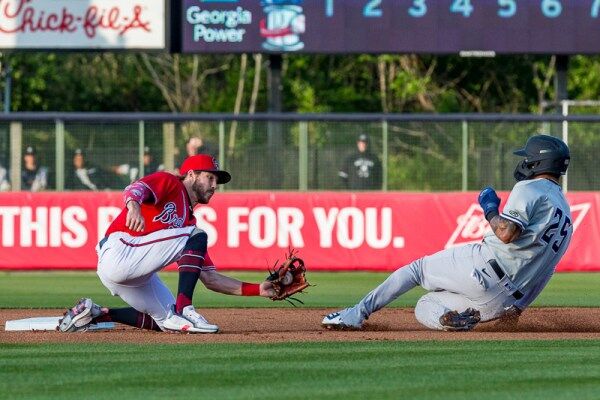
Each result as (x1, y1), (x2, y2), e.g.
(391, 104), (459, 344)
(266, 248), (310, 305)
(478, 186), (501, 222)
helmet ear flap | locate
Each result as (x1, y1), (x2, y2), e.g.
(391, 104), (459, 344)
(554, 156), (570, 175)
(514, 159), (535, 181)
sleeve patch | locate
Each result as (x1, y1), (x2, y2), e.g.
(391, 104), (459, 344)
(507, 209), (522, 219)
(500, 212), (525, 229)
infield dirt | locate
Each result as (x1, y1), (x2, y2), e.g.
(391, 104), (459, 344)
(1, 308), (599, 344)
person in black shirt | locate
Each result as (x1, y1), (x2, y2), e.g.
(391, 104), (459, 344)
(66, 148), (105, 191)
(22, 146), (49, 191)
(338, 134), (382, 190)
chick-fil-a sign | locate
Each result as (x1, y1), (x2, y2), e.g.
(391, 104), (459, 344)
(0, 0), (165, 49)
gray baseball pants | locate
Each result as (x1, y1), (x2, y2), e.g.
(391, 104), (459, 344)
(342, 243), (521, 330)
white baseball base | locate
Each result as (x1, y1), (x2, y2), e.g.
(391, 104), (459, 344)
(5, 317), (114, 331)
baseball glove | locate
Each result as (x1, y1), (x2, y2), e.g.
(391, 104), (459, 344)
(266, 248), (310, 304)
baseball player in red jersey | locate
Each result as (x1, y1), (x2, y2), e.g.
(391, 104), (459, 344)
(58, 154), (275, 333)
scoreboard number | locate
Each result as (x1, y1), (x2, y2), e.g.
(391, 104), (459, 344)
(450, 0), (474, 17)
(322, 0), (600, 19)
(408, 0), (427, 17)
(497, 0), (516, 18)
(592, 0), (600, 17)
(363, 0), (383, 17)
(541, 0), (562, 18)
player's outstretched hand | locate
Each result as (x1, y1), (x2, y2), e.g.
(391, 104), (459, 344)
(259, 281), (275, 298)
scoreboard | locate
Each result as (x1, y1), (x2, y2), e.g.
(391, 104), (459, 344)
(180, 0), (600, 54)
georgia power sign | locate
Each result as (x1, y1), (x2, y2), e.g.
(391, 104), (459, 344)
(182, 0), (306, 53)
(0, 0), (165, 49)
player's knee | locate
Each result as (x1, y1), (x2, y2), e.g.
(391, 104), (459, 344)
(183, 228), (208, 254)
(414, 294), (445, 331)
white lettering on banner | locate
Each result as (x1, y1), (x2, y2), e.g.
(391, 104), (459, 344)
(228, 207), (249, 247)
(227, 206), (305, 248)
(20, 207), (48, 247)
(313, 207), (404, 249)
(249, 207), (277, 248)
(49, 207), (62, 247)
(365, 208), (392, 249)
(0, 206), (87, 248)
(61, 207), (87, 248)
(97, 207), (121, 242)
(337, 208), (364, 249)
(313, 207), (338, 248)
(277, 207), (304, 247)
(194, 207), (218, 247)
(0, 206), (20, 246)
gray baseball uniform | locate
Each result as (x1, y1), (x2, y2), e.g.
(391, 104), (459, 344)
(336, 177), (572, 330)
(484, 178), (572, 308)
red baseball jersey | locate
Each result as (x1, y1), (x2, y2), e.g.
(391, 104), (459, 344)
(103, 171), (217, 270)
(105, 172), (196, 237)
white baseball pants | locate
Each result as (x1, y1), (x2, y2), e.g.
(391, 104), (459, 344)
(96, 227), (195, 328)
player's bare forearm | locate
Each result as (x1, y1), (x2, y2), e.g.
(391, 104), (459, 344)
(489, 215), (521, 243)
(199, 270), (274, 297)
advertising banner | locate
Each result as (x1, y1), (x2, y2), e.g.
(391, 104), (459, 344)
(0, 0), (165, 49)
(181, 0), (600, 54)
(0, 191), (597, 271)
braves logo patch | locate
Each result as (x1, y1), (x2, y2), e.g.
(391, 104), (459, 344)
(153, 202), (184, 228)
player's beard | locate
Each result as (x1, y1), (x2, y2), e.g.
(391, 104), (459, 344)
(192, 180), (214, 204)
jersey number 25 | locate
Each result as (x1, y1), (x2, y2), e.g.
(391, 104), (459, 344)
(541, 208), (571, 253)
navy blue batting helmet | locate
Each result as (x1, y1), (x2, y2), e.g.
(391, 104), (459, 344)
(513, 135), (570, 181)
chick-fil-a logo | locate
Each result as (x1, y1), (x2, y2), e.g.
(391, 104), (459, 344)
(0, 0), (163, 48)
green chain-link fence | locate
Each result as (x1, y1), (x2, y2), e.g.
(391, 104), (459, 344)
(0, 113), (598, 192)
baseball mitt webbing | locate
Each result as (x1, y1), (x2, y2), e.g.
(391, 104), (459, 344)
(266, 248), (310, 304)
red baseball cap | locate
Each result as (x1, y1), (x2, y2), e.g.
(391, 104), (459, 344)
(179, 155), (231, 184)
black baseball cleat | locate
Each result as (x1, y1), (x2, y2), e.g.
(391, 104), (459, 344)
(439, 308), (481, 331)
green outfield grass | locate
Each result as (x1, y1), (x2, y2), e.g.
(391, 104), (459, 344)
(0, 271), (600, 308)
(1, 271), (600, 399)
(1, 341), (599, 400)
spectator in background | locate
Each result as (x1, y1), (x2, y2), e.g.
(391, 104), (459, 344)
(0, 156), (10, 191)
(22, 145), (49, 191)
(112, 146), (164, 183)
(338, 133), (382, 190)
(66, 148), (105, 191)
(141, 146), (164, 176)
(176, 136), (216, 171)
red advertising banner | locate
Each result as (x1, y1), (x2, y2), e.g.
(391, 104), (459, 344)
(0, 191), (597, 271)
